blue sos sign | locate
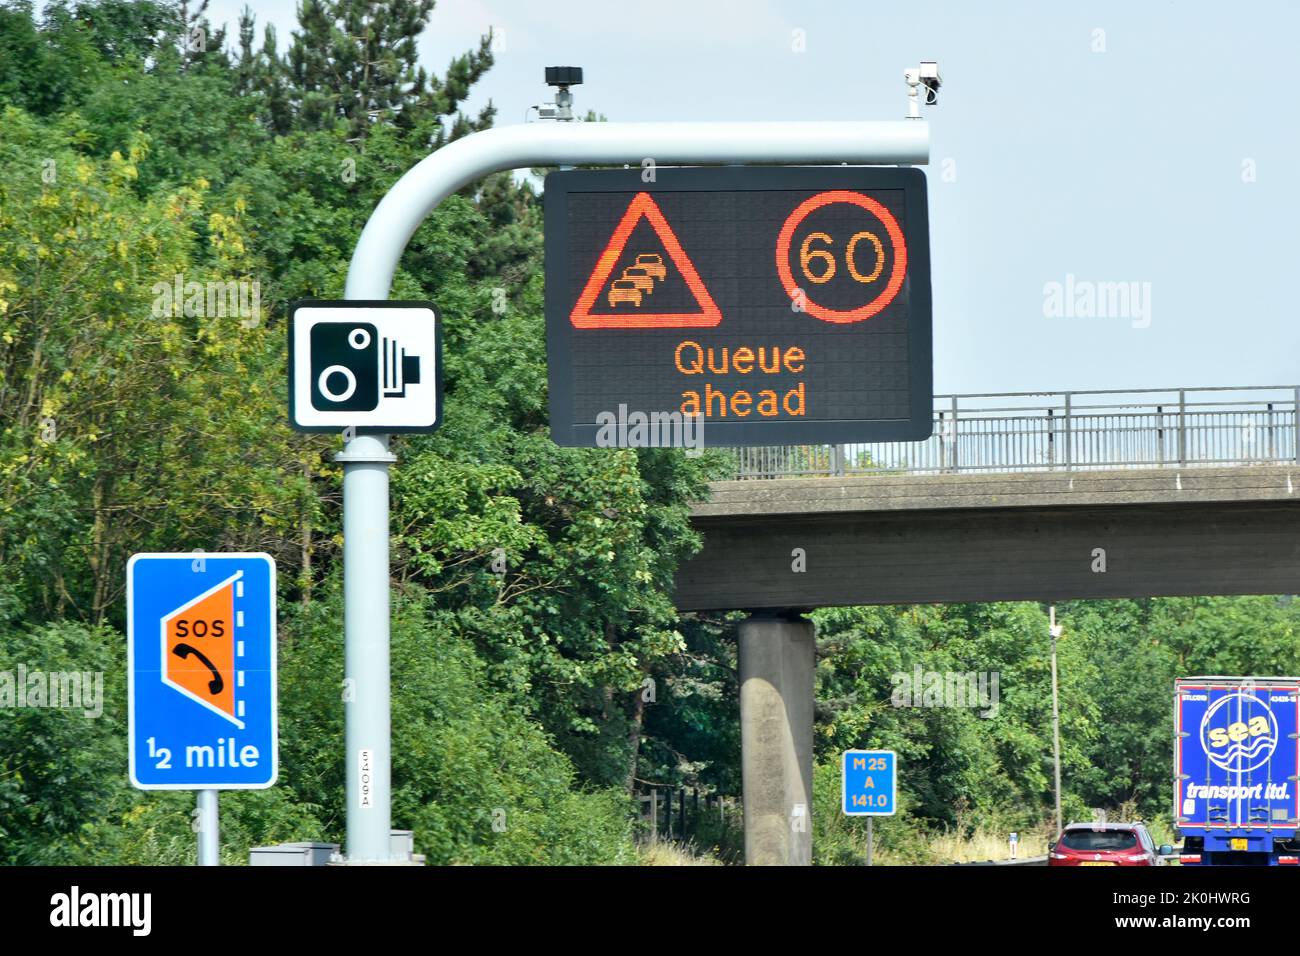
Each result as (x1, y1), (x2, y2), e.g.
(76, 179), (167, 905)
(127, 553), (278, 790)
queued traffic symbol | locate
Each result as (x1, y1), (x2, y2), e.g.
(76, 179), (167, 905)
(606, 253), (667, 307)
(163, 571), (245, 728)
(570, 192), (721, 330)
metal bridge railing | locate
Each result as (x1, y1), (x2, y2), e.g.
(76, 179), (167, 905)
(730, 385), (1300, 479)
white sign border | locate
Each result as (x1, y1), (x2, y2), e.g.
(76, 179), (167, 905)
(288, 299), (443, 433)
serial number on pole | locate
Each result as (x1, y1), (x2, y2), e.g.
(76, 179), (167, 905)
(544, 167), (932, 447)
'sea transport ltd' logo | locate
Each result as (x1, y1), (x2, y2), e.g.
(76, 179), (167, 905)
(1199, 691), (1279, 772)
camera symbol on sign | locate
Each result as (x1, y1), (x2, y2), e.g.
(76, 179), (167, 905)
(309, 322), (421, 412)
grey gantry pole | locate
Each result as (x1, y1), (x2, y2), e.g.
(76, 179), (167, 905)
(337, 432), (395, 863)
(339, 117), (929, 863)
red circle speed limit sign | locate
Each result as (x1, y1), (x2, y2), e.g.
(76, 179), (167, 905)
(775, 189), (909, 324)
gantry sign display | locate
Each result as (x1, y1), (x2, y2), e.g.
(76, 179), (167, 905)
(544, 167), (932, 446)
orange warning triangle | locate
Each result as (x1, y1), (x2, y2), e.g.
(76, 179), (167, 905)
(570, 192), (722, 329)
(163, 572), (242, 728)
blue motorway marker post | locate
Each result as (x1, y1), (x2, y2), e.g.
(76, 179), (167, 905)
(843, 749), (896, 866)
(127, 553), (277, 865)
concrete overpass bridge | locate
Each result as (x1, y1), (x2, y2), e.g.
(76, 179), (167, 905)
(678, 385), (1300, 610)
(674, 385), (1300, 865)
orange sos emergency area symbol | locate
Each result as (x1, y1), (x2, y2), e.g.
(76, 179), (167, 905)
(163, 571), (242, 727)
(775, 190), (908, 324)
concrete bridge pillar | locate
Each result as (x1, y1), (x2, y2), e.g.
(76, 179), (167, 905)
(738, 614), (815, 866)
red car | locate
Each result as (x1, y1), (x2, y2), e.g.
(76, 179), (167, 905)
(1049, 822), (1172, 866)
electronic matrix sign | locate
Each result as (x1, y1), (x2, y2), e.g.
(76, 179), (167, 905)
(545, 166), (932, 447)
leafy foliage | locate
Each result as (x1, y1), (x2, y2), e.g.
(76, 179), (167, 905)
(2, 0), (1297, 867)
(0, 0), (704, 864)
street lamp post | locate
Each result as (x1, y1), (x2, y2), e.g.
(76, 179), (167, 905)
(1049, 605), (1063, 838)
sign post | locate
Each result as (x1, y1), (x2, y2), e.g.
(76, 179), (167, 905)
(288, 300), (441, 863)
(197, 789), (219, 866)
(843, 749), (897, 865)
(339, 114), (929, 863)
(127, 552), (278, 865)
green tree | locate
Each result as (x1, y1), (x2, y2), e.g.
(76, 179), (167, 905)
(284, 0), (493, 142)
(0, 0), (722, 866)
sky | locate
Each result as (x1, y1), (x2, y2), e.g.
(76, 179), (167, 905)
(202, 0), (1300, 396)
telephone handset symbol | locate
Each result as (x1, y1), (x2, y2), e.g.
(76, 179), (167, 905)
(172, 643), (224, 696)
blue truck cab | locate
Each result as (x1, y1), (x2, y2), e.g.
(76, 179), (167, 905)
(1175, 677), (1300, 866)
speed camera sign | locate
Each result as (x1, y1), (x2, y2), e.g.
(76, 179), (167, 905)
(288, 300), (443, 432)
